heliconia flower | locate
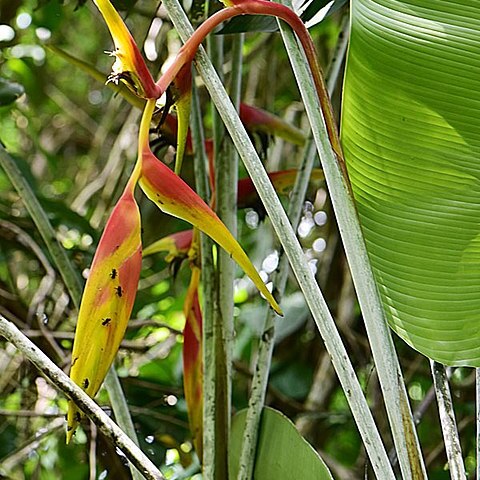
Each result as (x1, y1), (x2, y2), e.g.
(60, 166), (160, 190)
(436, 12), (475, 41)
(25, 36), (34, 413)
(237, 168), (324, 210)
(66, 183), (142, 443)
(154, 104), (304, 155)
(139, 146), (281, 314)
(93, 0), (160, 99)
(182, 267), (203, 459)
(143, 229), (193, 261)
(239, 104), (305, 146)
(137, 102), (281, 315)
(169, 62), (193, 175)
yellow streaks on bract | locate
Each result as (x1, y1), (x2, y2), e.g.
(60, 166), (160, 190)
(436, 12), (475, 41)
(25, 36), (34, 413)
(67, 189), (142, 443)
(139, 149), (282, 315)
(93, 0), (158, 98)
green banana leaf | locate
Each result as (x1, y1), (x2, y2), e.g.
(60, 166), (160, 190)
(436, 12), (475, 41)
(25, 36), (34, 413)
(229, 407), (333, 479)
(342, 1), (480, 366)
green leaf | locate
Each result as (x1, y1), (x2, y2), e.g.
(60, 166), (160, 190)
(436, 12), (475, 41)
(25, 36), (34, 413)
(301, 0), (347, 26)
(342, 1), (480, 366)
(229, 407), (333, 479)
(217, 15), (279, 34)
(0, 78), (24, 106)
(216, 0), (346, 35)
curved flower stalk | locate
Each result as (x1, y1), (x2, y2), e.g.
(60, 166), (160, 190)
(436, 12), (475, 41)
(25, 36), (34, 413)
(93, 0), (160, 99)
(138, 101), (282, 315)
(155, 0), (340, 165)
(67, 174), (142, 443)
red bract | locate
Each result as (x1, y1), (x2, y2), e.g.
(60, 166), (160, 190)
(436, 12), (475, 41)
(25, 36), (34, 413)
(239, 104), (305, 145)
(139, 145), (282, 315)
(67, 186), (142, 442)
(182, 267), (203, 459)
(93, 0), (160, 99)
(237, 169), (324, 209)
(143, 229), (194, 260)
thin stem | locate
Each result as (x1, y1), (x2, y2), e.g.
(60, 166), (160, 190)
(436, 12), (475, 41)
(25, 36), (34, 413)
(237, 140), (318, 480)
(0, 315), (165, 480)
(430, 361), (466, 480)
(161, 0), (395, 477)
(209, 28), (232, 480)
(237, 24), (347, 478)
(138, 99), (157, 153)
(190, 81), (215, 469)
(277, 5), (426, 478)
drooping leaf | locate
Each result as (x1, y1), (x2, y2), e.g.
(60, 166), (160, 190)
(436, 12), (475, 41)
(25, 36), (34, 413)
(342, 1), (480, 366)
(0, 78), (25, 106)
(229, 407), (333, 479)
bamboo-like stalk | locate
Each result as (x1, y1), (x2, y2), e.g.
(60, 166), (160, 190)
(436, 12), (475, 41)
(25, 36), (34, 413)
(0, 315), (165, 480)
(161, 1), (395, 477)
(0, 145), (144, 480)
(103, 371), (143, 480)
(430, 362), (467, 480)
(237, 22), (348, 478)
(190, 82), (215, 471)
(276, 7), (426, 478)
(237, 139), (318, 480)
(208, 29), (233, 479)
(209, 32), (244, 480)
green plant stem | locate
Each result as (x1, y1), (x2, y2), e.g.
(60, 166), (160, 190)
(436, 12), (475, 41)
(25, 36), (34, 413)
(211, 32), (244, 480)
(191, 82), (215, 470)
(0, 145), (144, 480)
(208, 29), (233, 480)
(237, 139), (318, 480)
(104, 371), (144, 480)
(237, 22), (348, 477)
(161, 0), (394, 477)
(0, 316), (165, 480)
(277, 10), (426, 480)
(431, 362), (466, 480)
